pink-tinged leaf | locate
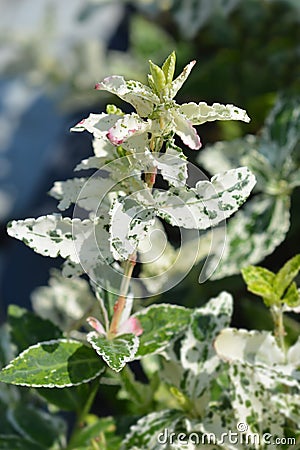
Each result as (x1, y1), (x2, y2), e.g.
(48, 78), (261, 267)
(171, 110), (201, 150)
(95, 76), (159, 117)
(107, 114), (150, 145)
(169, 60), (196, 99)
(118, 317), (143, 337)
(70, 113), (119, 139)
(87, 317), (106, 336)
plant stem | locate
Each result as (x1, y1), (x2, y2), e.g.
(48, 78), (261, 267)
(66, 378), (100, 449)
(108, 157), (158, 337)
(108, 253), (136, 337)
(271, 305), (286, 360)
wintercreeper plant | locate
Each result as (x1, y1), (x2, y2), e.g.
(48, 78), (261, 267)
(1, 52), (300, 450)
(4, 51), (255, 370)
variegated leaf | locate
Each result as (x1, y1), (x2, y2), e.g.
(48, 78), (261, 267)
(106, 113), (150, 145)
(214, 328), (285, 366)
(171, 109), (201, 150)
(214, 328), (300, 387)
(31, 269), (96, 332)
(49, 177), (115, 212)
(71, 112), (119, 138)
(7, 215), (114, 267)
(169, 60), (196, 99)
(179, 101), (250, 125)
(0, 340), (105, 387)
(153, 145), (188, 187)
(154, 167), (256, 229)
(178, 293), (232, 401)
(87, 332), (139, 372)
(109, 196), (156, 261)
(134, 304), (192, 358)
(122, 409), (183, 450)
(207, 195), (290, 280)
(227, 362), (285, 437)
(95, 75), (160, 116)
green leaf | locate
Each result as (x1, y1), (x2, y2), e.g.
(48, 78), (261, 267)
(134, 304), (191, 358)
(208, 195), (291, 280)
(37, 384), (91, 412)
(241, 265), (278, 306)
(154, 166), (256, 230)
(8, 305), (62, 352)
(87, 333), (139, 372)
(274, 254), (300, 299)
(262, 96), (300, 167)
(7, 404), (66, 449)
(0, 436), (45, 450)
(0, 324), (14, 368)
(283, 282), (300, 307)
(119, 366), (159, 412)
(69, 416), (121, 449)
(162, 51), (176, 85)
(149, 60), (166, 92)
(0, 339), (105, 387)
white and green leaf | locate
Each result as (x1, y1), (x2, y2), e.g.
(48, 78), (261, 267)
(134, 304), (192, 358)
(95, 75), (159, 116)
(109, 197), (156, 261)
(179, 101), (250, 125)
(87, 332), (139, 372)
(207, 195), (290, 280)
(122, 409), (183, 450)
(7, 215), (114, 267)
(169, 60), (196, 99)
(0, 340), (105, 387)
(154, 167), (256, 229)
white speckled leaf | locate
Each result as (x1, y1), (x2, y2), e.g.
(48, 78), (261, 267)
(106, 113), (150, 145)
(71, 112), (119, 138)
(154, 167), (256, 229)
(87, 332), (139, 372)
(169, 60), (196, 99)
(7, 215), (114, 267)
(178, 292), (233, 399)
(122, 409), (183, 450)
(49, 176), (119, 213)
(227, 362), (285, 437)
(179, 101), (250, 125)
(152, 145), (188, 187)
(109, 196), (156, 261)
(95, 75), (159, 116)
(214, 328), (285, 366)
(207, 195), (290, 280)
(171, 109), (201, 150)
(31, 269), (96, 332)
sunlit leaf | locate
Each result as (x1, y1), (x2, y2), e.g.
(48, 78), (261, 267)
(0, 340), (105, 387)
(87, 332), (139, 372)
